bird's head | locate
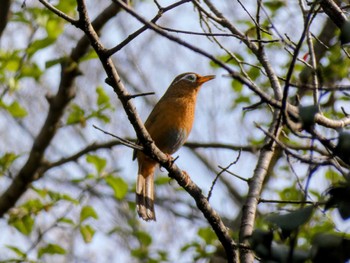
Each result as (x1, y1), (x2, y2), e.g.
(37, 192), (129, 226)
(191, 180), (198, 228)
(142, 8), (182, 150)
(165, 73), (215, 97)
(170, 72), (215, 89)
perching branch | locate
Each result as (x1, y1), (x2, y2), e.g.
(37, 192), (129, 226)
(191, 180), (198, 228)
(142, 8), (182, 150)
(62, 1), (239, 261)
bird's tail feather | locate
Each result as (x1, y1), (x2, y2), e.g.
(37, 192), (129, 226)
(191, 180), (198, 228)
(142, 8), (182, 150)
(136, 173), (156, 221)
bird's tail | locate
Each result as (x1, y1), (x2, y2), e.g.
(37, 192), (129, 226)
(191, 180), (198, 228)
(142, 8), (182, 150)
(136, 172), (156, 221)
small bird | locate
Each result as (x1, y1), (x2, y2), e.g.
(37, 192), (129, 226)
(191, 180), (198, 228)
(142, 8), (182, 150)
(133, 72), (215, 221)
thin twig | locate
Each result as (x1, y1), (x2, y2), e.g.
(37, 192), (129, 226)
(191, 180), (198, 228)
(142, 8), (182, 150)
(92, 125), (143, 151)
(106, 0), (192, 56)
(207, 150), (242, 201)
(125, 92), (155, 100)
(259, 198), (322, 205)
(38, 0), (77, 24)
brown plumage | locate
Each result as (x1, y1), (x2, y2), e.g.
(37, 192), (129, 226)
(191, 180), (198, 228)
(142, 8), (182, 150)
(133, 72), (215, 221)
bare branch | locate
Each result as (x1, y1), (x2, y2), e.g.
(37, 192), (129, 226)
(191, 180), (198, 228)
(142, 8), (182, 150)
(0, 3), (121, 217)
(256, 123), (333, 166)
(106, 0), (192, 56)
(258, 198), (322, 205)
(208, 150), (243, 201)
(92, 125), (142, 150)
(320, 0), (347, 28)
(38, 0), (77, 24)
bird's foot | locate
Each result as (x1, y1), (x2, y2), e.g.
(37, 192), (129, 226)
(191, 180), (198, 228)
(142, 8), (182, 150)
(166, 154), (178, 168)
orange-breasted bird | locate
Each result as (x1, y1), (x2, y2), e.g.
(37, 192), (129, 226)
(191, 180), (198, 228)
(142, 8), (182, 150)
(133, 72), (215, 221)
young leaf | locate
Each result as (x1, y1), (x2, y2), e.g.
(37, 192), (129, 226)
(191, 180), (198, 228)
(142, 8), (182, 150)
(80, 205), (98, 223)
(105, 175), (128, 200)
(9, 215), (34, 236)
(5, 101), (28, 118)
(38, 243), (66, 258)
(27, 37), (56, 58)
(6, 245), (26, 258)
(135, 231), (152, 247)
(0, 152), (18, 175)
(198, 227), (216, 245)
(96, 86), (110, 107)
(86, 154), (106, 174)
(58, 217), (75, 225)
(66, 104), (86, 126)
(80, 224), (95, 243)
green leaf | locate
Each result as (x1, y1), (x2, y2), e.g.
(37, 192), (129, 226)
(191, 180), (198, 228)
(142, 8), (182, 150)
(131, 248), (149, 259)
(80, 49), (98, 62)
(198, 227), (217, 245)
(2, 101), (28, 118)
(27, 37), (56, 58)
(105, 175), (128, 200)
(0, 152), (18, 175)
(266, 205), (314, 232)
(80, 224), (95, 243)
(154, 176), (170, 185)
(48, 191), (79, 204)
(279, 185), (303, 201)
(86, 154), (106, 174)
(247, 66), (261, 81)
(234, 95), (251, 105)
(45, 57), (65, 69)
(231, 81), (243, 92)
(38, 243), (66, 258)
(264, 1), (285, 11)
(46, 19), (64, 39)
(55, 0), (77, 15)
(92, 111), (111, 123)
(19, 63), (43, 80)
(6, 245), (26, 258)
(58, 217), (75, 225)
(22, 199), (45, 214)
(80, 206), (98, 223)
(9, 215), (34, 236)
(66, 104), (85, 126)
(135, 231), (152, 246)
(96, 86), (110, 107)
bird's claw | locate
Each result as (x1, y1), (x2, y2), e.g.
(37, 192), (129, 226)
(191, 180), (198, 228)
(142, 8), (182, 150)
(166, 154), (178, 168)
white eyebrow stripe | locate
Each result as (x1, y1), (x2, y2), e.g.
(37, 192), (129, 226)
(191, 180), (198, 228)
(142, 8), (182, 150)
(180, 73), (196, 82)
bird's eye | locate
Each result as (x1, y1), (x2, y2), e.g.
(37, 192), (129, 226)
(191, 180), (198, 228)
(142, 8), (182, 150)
(183, 74), (197, 82)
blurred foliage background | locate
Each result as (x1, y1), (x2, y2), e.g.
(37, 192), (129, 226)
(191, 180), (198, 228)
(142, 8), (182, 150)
(1, 0), (350, 262)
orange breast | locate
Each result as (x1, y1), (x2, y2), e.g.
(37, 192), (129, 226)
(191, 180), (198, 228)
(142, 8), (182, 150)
(145, 96), (196, 154)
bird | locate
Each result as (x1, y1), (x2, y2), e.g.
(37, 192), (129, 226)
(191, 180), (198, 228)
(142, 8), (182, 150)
(133, 72), (215, 221)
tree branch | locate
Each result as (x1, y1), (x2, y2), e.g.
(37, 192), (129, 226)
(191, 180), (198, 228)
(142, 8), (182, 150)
(0, 3), (121, 217)
(0, 0), (11, 38)
(320, 0), (347, 28)
(70, 1), (239, 261)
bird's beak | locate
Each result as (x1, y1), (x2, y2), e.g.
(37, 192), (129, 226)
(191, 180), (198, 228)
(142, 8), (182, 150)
(197, 75), (215, 84)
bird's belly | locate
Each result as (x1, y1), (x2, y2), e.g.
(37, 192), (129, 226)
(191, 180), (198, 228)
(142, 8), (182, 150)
(153, 127), (187, 154)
